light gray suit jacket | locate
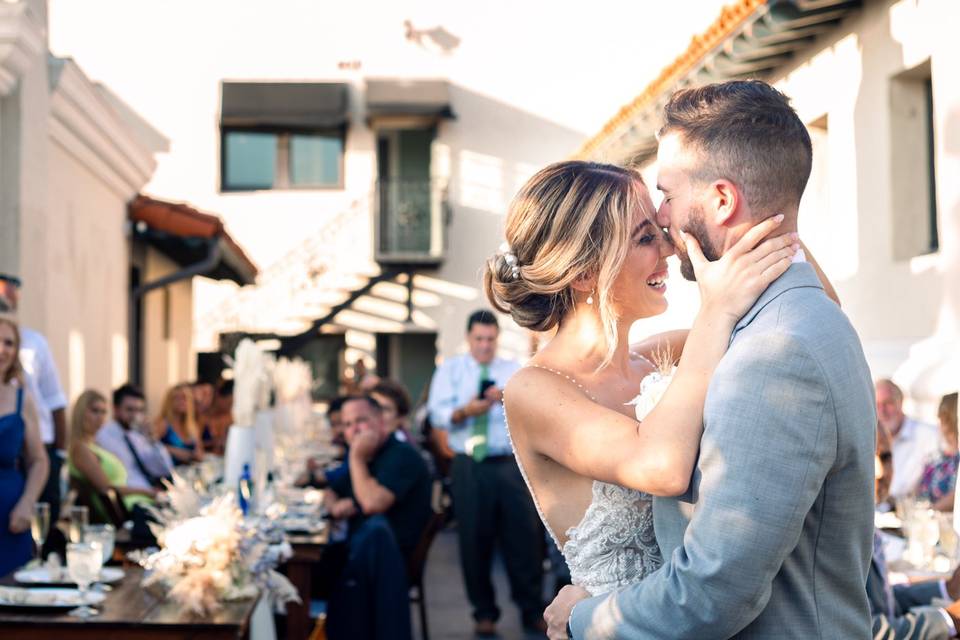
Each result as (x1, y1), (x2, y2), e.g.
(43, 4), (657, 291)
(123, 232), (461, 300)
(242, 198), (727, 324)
(570, 263), (877, 639)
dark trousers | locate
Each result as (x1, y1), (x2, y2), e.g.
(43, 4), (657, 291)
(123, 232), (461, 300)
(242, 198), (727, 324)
(40, 445), (65, 559)
(450, 453), (544, 626)
(326, 515), (412, 640)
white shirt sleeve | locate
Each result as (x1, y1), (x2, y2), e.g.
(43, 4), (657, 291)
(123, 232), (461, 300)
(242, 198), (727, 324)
(32, 333), (67, 412)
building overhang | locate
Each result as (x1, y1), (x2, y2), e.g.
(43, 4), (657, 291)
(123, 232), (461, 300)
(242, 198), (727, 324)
(0, 1), (44, 96)
(578, 0), (862, 165)
(220, 81), (350, 129)
(365, 78), (454, 123)
(129, 195), (258, 286)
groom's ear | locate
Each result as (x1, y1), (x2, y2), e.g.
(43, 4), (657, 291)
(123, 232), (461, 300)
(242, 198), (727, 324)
(709, 179), (741, 228)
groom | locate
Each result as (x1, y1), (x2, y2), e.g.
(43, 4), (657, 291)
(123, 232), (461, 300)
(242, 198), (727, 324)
(547, 80), (877, 638)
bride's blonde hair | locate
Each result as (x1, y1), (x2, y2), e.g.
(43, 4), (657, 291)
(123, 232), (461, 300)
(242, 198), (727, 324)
(484, 160), (653, 368)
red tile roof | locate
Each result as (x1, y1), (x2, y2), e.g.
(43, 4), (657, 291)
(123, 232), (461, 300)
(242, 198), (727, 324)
(576, 0), (767, 159)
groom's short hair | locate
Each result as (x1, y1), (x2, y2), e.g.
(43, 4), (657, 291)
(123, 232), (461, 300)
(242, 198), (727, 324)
(659, 79), (812, 216)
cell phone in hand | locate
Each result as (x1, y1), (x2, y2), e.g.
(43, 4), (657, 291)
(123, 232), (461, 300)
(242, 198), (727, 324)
(478, 378), (496, 399)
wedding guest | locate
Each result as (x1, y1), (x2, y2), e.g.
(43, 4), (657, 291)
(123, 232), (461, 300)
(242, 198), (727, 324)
(203, 379), (234, 456)
(298, 396), (349, 488)
(324, 395), (431, 559)
(152, 383), (204, 465)
(872, 421), (960, 638)
(370, 379), (412, 442)
(917, 393), (959, 511)
(95, 384), (173, 490)
(427, 310), (543, 636)
(1, 274), (68, 557)
(69, 390), (157, 522)
(877, 379), (941, 500)
(0, 317), (49, 576)
(192, 379), (215, 451)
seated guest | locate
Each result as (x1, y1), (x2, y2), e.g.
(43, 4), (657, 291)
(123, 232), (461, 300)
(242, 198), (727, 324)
(917, 393), (960, 510)
(152, 382), (203, 465)
(69, 390), (157, 521)
(299, 396), (348, 488)
(370, 379), (412, 442)
(872, 421), (960, 638)
(192, 379), (215, 452)
(95, 384), (173, 490)
(877, 379), (941, 500)
(204, 379), (234, 456)
(0, 317), (49, 576)
(324, 395), (431, 560)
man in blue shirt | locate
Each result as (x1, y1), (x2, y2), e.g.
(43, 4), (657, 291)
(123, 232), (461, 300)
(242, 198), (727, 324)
(428, 310), (544, 637)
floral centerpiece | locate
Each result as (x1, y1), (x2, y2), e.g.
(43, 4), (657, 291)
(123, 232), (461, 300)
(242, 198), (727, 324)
(133, 474), (300, 616)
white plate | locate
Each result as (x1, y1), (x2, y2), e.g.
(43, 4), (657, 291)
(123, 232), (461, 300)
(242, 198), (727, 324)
(14, 566), (125, 585)
(0, 587), (107, 608)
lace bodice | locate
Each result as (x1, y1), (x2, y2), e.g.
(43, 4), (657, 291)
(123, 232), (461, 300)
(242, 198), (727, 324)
(505, 364), (664, 596)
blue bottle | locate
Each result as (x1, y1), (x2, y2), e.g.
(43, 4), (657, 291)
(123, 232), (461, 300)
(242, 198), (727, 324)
(238, 463), (252, 516)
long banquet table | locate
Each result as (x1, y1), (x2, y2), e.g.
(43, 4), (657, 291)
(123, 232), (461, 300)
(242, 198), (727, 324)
(0, 566), (258, 639)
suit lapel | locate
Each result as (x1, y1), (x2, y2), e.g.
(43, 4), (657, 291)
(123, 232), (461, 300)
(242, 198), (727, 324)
(732, 262), (824, 338)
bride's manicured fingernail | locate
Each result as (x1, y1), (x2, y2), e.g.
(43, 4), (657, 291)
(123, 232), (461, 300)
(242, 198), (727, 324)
(791, 232), (800, 241)
(792, 243), (800, 251)
(774, 214), (785, 222)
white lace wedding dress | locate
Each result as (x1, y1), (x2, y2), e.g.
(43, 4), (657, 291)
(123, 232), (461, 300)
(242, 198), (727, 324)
(507, 365), (666, 596)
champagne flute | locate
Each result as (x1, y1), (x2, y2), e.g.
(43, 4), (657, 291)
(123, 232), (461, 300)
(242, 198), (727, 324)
(30, 502), (50, 568)
(66, 541), (103, 618)
(69, 505), (89, 543)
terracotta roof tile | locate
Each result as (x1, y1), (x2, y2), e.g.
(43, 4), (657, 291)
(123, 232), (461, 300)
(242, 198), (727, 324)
(577, 0), (767, 159)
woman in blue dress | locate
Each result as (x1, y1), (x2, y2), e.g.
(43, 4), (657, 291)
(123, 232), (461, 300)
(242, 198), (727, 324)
(152, 383), (204, 465)
(0, 318), (49, 576)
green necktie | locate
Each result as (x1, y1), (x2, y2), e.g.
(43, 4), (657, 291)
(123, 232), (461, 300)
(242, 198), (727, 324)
(472, 364), (490, 462)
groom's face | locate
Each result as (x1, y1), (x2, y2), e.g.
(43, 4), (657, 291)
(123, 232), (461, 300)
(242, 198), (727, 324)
(655, 133), (724, 281)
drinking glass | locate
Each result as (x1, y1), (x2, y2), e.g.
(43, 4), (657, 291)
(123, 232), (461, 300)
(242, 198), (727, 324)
(30, 502), (50, 567)
(83, 524), (115, 565)
(917, 509), (941, 569)
(68, 506), (89, 543)
(66, 541), (103, 618)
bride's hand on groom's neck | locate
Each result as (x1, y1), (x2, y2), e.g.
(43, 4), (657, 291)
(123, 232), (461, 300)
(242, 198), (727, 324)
(690, 214), (798, 324)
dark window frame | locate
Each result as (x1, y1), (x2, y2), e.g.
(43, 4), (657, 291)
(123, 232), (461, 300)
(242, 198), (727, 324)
(219, 124), (346, 193)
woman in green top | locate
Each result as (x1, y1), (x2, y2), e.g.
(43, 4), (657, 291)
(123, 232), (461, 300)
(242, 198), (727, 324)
(69, 390), (156, 522)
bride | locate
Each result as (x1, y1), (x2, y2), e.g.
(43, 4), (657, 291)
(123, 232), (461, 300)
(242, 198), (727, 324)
(484, 160), (831, 597)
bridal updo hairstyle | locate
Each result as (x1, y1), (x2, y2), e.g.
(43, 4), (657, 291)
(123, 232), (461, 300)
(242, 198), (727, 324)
(484, 160), (652, 366)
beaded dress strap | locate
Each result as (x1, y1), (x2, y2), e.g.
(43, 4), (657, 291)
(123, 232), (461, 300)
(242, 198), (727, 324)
(524, 364), (599, 403)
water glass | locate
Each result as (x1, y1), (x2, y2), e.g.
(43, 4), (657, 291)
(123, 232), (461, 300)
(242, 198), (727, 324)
(30, 502), (50, 566)
(68, 506), (89, 543)
(66, 541), (103, 618)
(83, 524), (116, 565)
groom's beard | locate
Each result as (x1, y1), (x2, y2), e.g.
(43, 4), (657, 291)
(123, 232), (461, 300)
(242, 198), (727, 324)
(676, 205), (721, 281)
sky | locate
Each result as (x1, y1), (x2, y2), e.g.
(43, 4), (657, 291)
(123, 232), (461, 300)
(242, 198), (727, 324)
(47, 0), (728, 138)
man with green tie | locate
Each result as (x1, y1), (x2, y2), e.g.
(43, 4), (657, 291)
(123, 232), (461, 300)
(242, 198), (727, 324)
(428, 310), (545, 637)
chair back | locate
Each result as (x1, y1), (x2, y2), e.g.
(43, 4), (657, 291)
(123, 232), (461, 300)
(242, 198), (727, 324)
(69, 475), (128, 528)
(406, 480), (447, 587)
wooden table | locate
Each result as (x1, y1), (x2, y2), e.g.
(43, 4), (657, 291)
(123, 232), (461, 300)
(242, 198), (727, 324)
(282, 529), (329, 640)
(0, 567), (258, 639)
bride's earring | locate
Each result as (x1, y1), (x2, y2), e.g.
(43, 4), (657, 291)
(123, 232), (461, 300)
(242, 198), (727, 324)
(586, 290), (595, 305)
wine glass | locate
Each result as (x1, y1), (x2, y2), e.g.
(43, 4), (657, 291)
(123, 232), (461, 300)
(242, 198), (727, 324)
(83, 524), (116, 592)
(68, 506), (89, 543)
(66, 541), (103, 618)
(30, 502), (50, 568)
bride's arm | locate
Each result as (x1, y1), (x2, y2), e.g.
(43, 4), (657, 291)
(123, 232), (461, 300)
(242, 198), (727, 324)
(506, 219), (798, 497)
(800, 240), (840, 306)
(631, 330), (689, 366)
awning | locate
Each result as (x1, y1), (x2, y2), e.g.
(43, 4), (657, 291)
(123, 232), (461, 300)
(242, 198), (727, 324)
(128, 195), (258, 286)
(365, 79), (454, 119)
(220, 82), (349, 129)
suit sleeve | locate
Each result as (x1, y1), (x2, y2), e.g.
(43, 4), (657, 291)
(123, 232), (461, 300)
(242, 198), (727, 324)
(570, 332), (836, 639)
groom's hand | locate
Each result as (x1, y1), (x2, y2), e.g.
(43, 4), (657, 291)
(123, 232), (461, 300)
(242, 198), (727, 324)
(545, 585), (590, 639)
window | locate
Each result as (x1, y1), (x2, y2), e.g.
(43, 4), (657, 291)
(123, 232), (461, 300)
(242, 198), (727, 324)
(221, 129), (343, 191)
(890, 61), (939, 259)
(218, 81), (349, 192)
